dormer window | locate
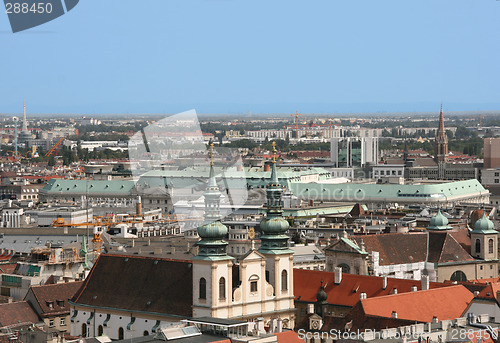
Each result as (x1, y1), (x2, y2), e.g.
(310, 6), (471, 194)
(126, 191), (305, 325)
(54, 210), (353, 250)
(57, 300), (64, 307)
(46, 301), (54, 309)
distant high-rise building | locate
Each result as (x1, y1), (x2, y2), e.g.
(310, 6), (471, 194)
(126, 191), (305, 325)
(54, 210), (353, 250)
(330, 136), (378, 167)
(484, 137), (500, 169)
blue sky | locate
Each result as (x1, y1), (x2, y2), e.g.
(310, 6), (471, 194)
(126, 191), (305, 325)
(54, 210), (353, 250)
(1, 0), (499, 114)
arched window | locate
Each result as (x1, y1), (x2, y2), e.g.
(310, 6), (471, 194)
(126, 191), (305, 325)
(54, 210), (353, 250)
(98, 325), (103, 336)
(281, 270), (288, 291)
(199, 278), (206, 299)
(476, 239), (481, 254)
(219, 277), (226, 299)
(143, 331), (149, 336)
(489, 239), (494, 254)
(450, 270), (467, 282)
(338, 263), (350, 274)
(81, 324), (87, 338)
(118, 327), (124, 340)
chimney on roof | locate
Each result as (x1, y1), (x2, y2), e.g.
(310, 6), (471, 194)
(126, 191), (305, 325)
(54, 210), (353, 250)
(391, 311), (397, 319)
(308, 304), (315, 314)
(382, 276), (388, 290)
(421, 275), (429, 291)
(411, 286), (418, 292)
(269, 318), (275, 334)
(334, 267), (342, 284)
(276, 318), (282, 333)
(392, 288), (398, 295)
(360, 292), (367, 300)
(136, 196), (142, 216)
(432, 316), (439, 324)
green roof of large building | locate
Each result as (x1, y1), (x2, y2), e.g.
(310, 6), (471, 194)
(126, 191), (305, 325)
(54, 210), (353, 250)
(288, 179), (487, 204)
(41, 179), (136, 196)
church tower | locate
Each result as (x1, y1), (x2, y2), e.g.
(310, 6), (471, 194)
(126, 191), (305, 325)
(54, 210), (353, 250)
(471, 211), (498, 261)
(435, 104), (448, 178)
(18, 100), (33, 148)
(192, 143), (234, 318)
(258, 142), (295, 315)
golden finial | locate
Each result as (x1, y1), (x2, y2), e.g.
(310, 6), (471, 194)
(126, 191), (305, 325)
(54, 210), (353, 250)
(271, 141), (277, 163)
(209, 142), (215, 166)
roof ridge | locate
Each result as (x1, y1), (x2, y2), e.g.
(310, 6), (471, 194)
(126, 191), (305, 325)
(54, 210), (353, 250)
(103, 253), (192, 263)
(360, 284), (467, 302)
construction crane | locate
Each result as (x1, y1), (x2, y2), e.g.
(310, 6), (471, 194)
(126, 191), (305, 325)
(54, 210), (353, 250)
(6, 150), (22, 161)
(290, 111), (306, 138)
(45, 137), (64, 157)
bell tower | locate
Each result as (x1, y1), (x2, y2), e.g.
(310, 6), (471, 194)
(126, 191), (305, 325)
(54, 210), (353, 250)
(258, 142), (295, 313)
(192, 143), (234, 318)
(471, 211), (498, 261)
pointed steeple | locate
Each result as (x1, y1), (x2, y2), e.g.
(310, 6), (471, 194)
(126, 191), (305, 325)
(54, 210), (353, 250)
(194, 143), (232, 260)
(438, 104), (445, 132)
(435, 104), (448, 165)
(79, 236), (89, 269)
(258, 141), (292, 254)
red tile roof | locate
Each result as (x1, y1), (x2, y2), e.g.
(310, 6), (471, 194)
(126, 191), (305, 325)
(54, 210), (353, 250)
(0, 302), (41, 328)
(0, 263), (17, 274)
(360, 285), (473, 322)
(293, 269), (450, 308)
(71, 254), (193, 317)
(274, 331), (306, 342)
(27, 281), (83, 317)
(476, 282), (500, 302)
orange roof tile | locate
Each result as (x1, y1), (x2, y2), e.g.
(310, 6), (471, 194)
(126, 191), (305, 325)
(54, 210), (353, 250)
(360, 285), (473, 322)
(294, 269), (450, 308)
(274, 331), (305, 342)
(476, 282), (500, 301)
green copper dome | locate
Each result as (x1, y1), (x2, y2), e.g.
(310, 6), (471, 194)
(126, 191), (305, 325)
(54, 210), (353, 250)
(427, 209), (451, 230)
(472, 212), (497, 234)
(198, 220), (229, 239)
(260, 216), (289, 235)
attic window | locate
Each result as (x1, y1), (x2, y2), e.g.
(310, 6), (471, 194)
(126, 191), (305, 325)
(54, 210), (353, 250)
(57, 300), (64, 307)
(46, 301), (54, 309)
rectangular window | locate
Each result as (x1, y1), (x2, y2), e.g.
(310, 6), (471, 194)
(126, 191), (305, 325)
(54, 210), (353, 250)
(495, 179), (499, 184)
(60, 318), (66, 326)
(250, 281), (258, 293)
(49, 319), (55, 327)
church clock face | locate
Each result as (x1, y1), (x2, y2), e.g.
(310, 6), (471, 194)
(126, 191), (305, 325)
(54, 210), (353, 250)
(311, 320), (320, 330)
